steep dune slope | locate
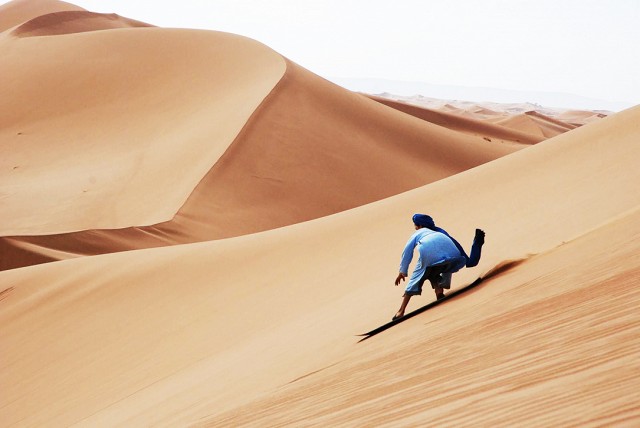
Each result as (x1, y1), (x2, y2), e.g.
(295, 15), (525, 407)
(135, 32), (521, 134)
(163, 60), (519, 238)
(203, 209), (640, 427)
(2, 105), (638, 426)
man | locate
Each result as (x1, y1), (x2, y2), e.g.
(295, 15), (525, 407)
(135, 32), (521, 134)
(393, 214), (485, 320)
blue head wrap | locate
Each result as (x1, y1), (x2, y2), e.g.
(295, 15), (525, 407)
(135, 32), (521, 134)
(412, 214), (435, 229)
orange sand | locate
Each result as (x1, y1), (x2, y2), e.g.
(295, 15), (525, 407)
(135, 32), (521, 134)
(1, 1), (638, 426)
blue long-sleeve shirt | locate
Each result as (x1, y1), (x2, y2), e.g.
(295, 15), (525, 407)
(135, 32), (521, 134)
(399, 228), (466, 275)
(399, 227), (484, 276)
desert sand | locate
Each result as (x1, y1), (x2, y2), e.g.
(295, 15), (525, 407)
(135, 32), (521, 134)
(1, 1), (638, 427)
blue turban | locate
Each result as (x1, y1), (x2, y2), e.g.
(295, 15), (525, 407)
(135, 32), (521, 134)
(412, 214), (435, 229)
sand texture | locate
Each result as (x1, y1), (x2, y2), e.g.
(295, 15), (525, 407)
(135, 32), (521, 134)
(1, 1), (638, 426)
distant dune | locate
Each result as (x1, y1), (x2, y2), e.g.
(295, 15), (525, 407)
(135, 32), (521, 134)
(492, 111), (574, 139)
(332, 76), (632, 111)
(373, 93), (603, 138)
(10, 10), (153, 37)
(367, 95), (545, 144)
(557, 109), (608, 126)
(1, 1), (638, 426)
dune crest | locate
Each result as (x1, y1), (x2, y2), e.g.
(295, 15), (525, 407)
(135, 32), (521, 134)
(0, 0), (84, 32)
(10, 10), (153, 37)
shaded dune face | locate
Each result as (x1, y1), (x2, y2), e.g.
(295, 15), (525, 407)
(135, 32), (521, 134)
(162, 60), (519, 238)
(0, 56), (519, 270)
(9, 10), (154, 37)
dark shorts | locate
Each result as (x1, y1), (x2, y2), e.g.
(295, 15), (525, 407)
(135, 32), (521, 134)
(408, 262), (453, 296)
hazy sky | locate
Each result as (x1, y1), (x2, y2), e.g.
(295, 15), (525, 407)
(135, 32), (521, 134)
(9, 0), (640, 106)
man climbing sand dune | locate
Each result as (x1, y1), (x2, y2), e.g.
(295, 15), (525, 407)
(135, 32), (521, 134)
(393, 214), (485, 320)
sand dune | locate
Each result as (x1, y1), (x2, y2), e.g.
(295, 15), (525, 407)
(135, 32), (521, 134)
(372, 94), (598, 141)
(1, 1), (639, 426)
(10, 10), (153, 37)
(557, 109), (609, 126)
(495, 111), (577, 139)
(1, 40), (519, 270)
(368, 95), (544, 144)
(0, 0), (84, 31)
(0, 23), (286, 236)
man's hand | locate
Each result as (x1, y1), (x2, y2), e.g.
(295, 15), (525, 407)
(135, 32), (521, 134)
(395, 272), (407, 286)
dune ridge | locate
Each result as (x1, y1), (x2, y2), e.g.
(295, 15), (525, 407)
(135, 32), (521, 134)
(0, 0), (84, 32)
(10, 10), (153, 37)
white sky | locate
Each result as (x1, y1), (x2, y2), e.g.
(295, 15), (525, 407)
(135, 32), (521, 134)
(7, 0), (640, 106)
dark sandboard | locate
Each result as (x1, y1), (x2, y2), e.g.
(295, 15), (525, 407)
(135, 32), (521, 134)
(358, 277), (484, 342)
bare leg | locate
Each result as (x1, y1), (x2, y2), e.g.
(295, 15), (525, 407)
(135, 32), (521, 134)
(433, 286), (445, 300)
(394, 294), (412, 319)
